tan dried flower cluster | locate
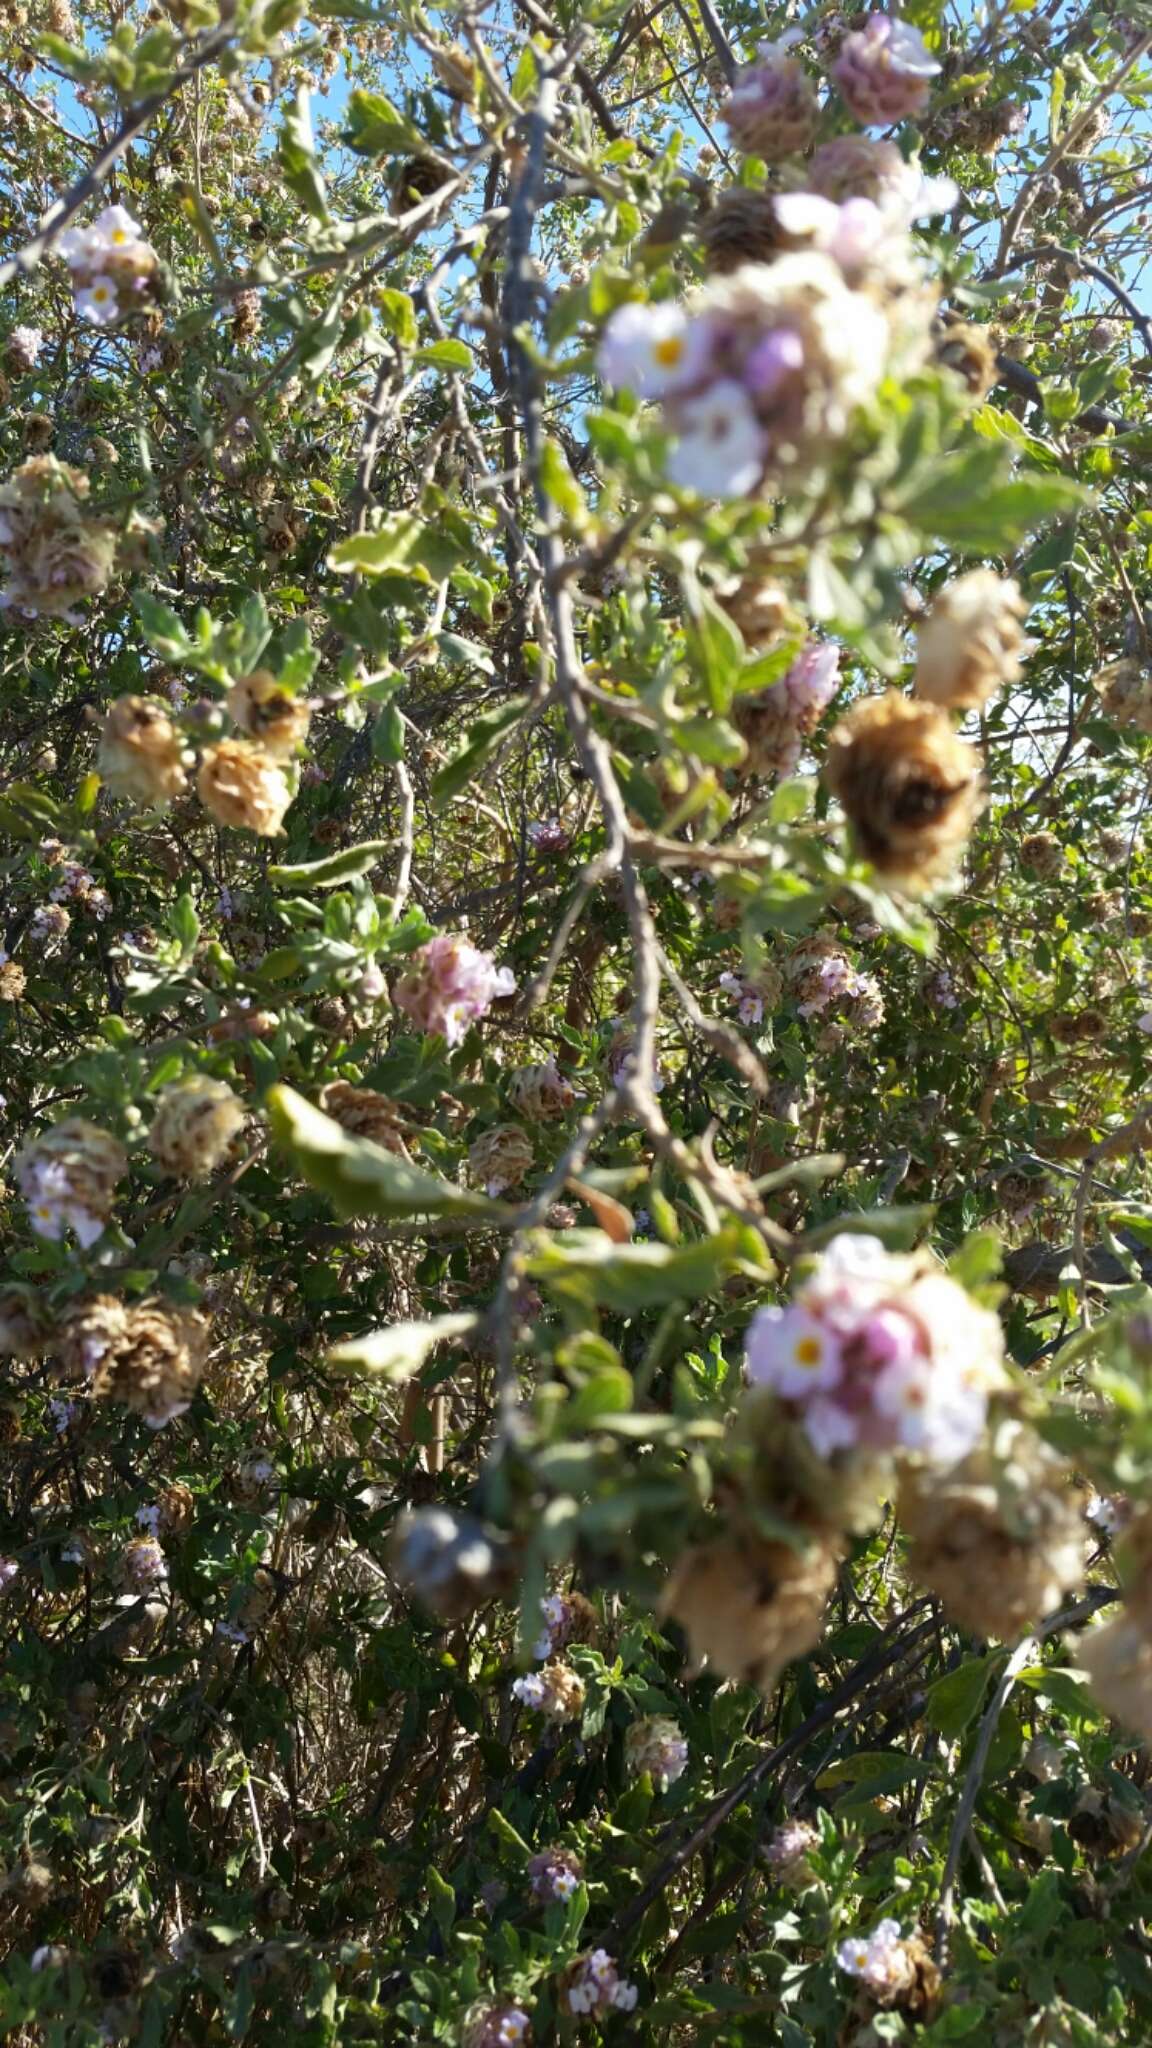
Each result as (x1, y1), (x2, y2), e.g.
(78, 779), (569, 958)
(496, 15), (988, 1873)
(1094, 656), (1152, 735)
(899, 1424), (1083, 1640)
(197, 738), (293, 836)
(15, 1117), (127, 1249)
(0, 1286), (51, 1359)
(0, 457), (118, 618)
(98, 695), (188, 809)
(468, 1123), (534, 1195)
(1079, 1511), (1152, 1742)
(662, 1528), (840, 1694)
(59, 1296), (210, 1428)
(914, 571), (1029, 711)
(507, 1059), (577, 1121)
(320, 1081), (414, 1158)
(823, 692), (984, 889)
(148, 1076), (246, 1180)
(226, 669), (311, 758)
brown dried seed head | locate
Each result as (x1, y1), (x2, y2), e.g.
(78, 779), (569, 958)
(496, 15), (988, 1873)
(662, 1529), (840, 1694)
(823, 691), (983, 889)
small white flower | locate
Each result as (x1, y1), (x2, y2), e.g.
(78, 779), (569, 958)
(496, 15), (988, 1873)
(597, 300), (711, 398)
(666, 379), (768, 498)
(75, 276), (121, 327)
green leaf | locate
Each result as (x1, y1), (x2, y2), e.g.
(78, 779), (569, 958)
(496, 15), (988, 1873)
(268, 840), (392, 889)
(431, 696), (527, 809)
(539, 437), (587, 520)
(278, 89), (329, 222)
(671, 715), (747, 768)
(327, 512), (466, 583)
(436, 630), (495, 674)
(900, 450), (1087, 549)
(373, 700), (406, 763)
(328, 1311), (478, 1380)
(566, 1364), (634, 1424)
(376, 287), (418, 348)
(683, 577), (745, 712)
(343, 86), (424, 155)
(925, 1651), (1001, 1740)
(526, 1224), (762, 1313)
(414, 339), (475, 373)
(267, 1084), (509, 1221)
(135, 590), (193, 661)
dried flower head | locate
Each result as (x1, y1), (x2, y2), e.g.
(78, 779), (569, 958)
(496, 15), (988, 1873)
(226, 669), (311, 758)
(701, 188), (786, 273)
(533, 1589), (597, 1658)
(838, 1917), (939, 2016)
(663, 1528), (840, 1692)
(625, 1715), (689, 1789)
(148, 1075), (245, 1180)
(823, 692), (983, 889)
(1079, 1611), (1152, 1745)
(394, 934), (516, 1046)
(197, 739), (293, 835)
(120, 1535), (168, 1590)
(0, 456), (118, 618)
(0, 1285), (51, 1358)
(914, 572), (1028, 711)
(1020, 831), (1064, 879)
(320, 1081), (413, 1157)
(508, 1058), (577, 1121)
(468, 1123), (534, 1196)
(98, 695), (187, 808)
(933, 319), (999, 399)
(899, 1425), (1083, 1638)
(722, 38), (820, 161)
(16, 1117), (127, 1247)
(462, 2004), (533, 2048)
(0, 961), (26, 1002)
(59, 1296), (210, 1428)
(1094, 657), (1152, 735)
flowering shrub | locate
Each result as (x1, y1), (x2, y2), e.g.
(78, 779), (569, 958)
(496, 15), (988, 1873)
(2, 2), (1152, 2044)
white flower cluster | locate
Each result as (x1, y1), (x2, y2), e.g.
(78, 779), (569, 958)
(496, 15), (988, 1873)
(837, 1917), (917, 1998)
(59, 205), (158, 327)
(566, 1949), (638, 2018)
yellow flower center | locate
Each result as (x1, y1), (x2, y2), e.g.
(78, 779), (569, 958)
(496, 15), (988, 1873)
(794, 1334), (823, 1369)
(653, 334), (684, 367)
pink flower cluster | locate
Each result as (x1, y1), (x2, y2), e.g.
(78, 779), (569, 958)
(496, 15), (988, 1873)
(394, 934), (515, 1047)
(722, 33), (818, 161)
(597, 248), (893, 498)
(832, 14), (941, 126)
(745, 1233), (1005, 1465)
(528, 1845), (584, 1904)
(743, 639), (842, 779)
